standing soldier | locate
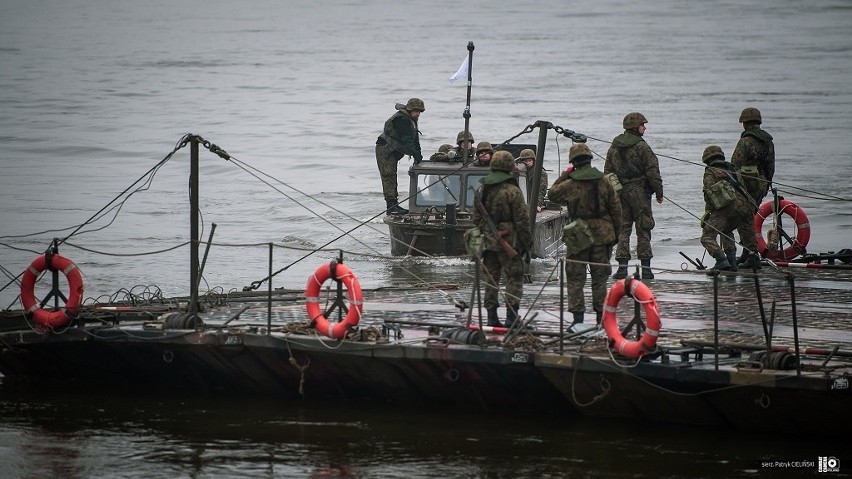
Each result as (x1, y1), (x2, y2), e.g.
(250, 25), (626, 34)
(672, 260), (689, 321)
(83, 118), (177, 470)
(699, 145), (758, 270)
(731, 106), (774, 265)
(549, 143), (622, 327)
(604, 112), (664, 279)
(375, 98), (425, 215)
(472, 150), (532, 328)
(517, 148), (548, 212)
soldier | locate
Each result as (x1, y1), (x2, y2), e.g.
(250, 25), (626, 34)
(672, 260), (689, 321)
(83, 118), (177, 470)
(516, 148), (548, 212)
(699, 145), (758, 271)
(731, 107), (774, 265)
(430, 130), (476, 163)
(474, 141), (493, 167)
(375, 98), (425, 215)
(472, 150), (533, 328)
(604, 112), (664, 280)
(549, 143), (622, 327)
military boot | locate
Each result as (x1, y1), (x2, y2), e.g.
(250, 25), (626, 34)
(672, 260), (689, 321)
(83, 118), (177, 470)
(595, 310), (602, 325)
(505, 304), (519, 329)
(641, 259), (654, 279)
(486, 307), (502, 328)
(385, 198), (408, 215)
(571, 311), (585, 325)
(744, 252), (763, 269)
(612, 260), (628, 279)
(711, 251), (731, 271)
(726, 251), (738, 272)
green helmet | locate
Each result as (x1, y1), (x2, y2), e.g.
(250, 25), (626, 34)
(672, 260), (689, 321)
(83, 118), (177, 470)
(456, 131), (475, 145)
(491, 150), (515, 172)
(438, 143), (453, 154)
(518, 148), (536, 160)
(405, 98), (425, 112)
(623, 112), (648, 130)
(568, 143), (593, 164)
(476, 141), (493, 154)
(739, 107), (761, 124)
(702, 145), (725, 164)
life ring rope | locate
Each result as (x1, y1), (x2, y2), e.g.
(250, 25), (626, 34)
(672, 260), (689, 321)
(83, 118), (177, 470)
(754, 199), (810, 260)
(601, 278), (661, 360)
(304, 261), (363, 339)
(20, 253), (85, 329)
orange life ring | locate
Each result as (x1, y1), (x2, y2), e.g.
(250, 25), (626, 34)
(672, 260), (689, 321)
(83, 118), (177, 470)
(754, 199), (810, 260)
(305, 262), (363, 339)
(601, 278), (661, 359)
(20, 253), (84, 329)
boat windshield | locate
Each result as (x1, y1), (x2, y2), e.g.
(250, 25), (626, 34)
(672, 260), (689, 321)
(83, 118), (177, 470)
(416, 173), (462, 206)
(464, 173), (487, 207)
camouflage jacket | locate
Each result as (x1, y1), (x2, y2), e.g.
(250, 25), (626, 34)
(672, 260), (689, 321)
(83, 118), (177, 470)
(702, 160), (753, 214)
(430, 145), (475, 163)
(377, 110), (421, 159)
(549, 165), (622, 246)
(472, 174), (533, 253)
(604, 130), (663, 199)
(731, 127), (775, 181)
(525, 169), (548, 207)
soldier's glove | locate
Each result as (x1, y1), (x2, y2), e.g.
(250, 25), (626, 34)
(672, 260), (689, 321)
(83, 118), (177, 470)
(413, 153), (423, 164)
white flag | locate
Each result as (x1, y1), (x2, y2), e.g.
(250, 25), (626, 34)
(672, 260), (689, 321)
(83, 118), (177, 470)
(448, 53), (469, 84)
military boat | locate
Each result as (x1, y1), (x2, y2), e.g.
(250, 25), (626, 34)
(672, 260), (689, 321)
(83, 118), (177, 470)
(383, 121), (581, 258)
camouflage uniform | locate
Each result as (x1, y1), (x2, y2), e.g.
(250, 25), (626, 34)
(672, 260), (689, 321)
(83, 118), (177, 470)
(429, 131), (476, 163)
(375, 99), (424, 210)
(604, 117), (663, 266)
(518, 149), (548, 209)
(700, 146), (757, 270)
(731, 111), (775, 207)
(472, 151), (532, 327)
(550, 145), (622, 322)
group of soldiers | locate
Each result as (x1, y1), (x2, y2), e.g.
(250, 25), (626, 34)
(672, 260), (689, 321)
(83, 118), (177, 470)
(376, 100), (775, 329)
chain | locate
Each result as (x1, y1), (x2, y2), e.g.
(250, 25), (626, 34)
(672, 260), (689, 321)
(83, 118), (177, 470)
(552, 125), (587, 143)
(179, 134), (232, 160)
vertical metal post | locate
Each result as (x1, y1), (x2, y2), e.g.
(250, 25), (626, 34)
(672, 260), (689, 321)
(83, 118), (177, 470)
(189, 138), (200, 313)
(268, 242), (273, 335)
(461, 41), (474, 163)
(445, 202), (457, 255)
(559, 257), (564, 354)
(713, 273), (719, 370)
(528, 120), (551, 230)
(788, 274), (801, 375)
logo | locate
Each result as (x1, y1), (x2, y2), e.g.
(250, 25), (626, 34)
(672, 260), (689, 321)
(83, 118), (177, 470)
(511, 352), (530, 363)
(818, 456), (840, 473)
(830, 377), (849, 390)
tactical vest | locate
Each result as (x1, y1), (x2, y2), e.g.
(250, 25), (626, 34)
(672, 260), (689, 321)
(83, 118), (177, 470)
(380, 110), (417, 154)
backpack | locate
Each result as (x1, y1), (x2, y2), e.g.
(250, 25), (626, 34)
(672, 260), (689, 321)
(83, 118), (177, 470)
(562, 218), (594, 256)
(705, 180), (737, 209)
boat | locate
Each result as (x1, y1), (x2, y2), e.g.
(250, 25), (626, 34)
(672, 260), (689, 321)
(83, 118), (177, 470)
(384, 120), (578, 258)
(1, 135), (851, 437)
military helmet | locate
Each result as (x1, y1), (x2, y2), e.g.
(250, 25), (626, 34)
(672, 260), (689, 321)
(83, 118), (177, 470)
(405, 98), (425, 112)
(456, 131), (475, 145)
(739, 107), (762, 124)
(623, 112), (648, 130)
(518, 148), (536, 160)
(491, 150), (515, 172)
(568, 143), (593, 164)
(438, 143), (453, 154)
(701, 145), (725, 164)
(476, 141), (493, 154)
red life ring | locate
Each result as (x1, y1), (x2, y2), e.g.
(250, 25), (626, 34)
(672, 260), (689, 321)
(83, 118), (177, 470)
(601, 278), (661, 359)
(20, 253), (85, 329)
(305, 262), (363, 339)
(754, 199), (810, 260)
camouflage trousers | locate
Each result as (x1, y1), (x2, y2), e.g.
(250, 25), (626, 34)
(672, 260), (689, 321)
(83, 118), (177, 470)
(741, 175), (769, 208)
(615, 187), (655, 260)
(481, 250), (524, 309)
(700, 202), (757, 257)
(565, 245), (613, 313)
(375, 143), (401, 201)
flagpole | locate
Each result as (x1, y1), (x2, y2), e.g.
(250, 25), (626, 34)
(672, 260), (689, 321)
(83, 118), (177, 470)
(462, 41), (474, 164)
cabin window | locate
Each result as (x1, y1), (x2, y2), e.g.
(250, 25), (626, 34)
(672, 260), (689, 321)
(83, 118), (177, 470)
(464, 173), (487, 207)
(416, 174), (462, 206)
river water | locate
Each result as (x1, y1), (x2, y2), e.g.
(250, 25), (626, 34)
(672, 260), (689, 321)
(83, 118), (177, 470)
(1, 0), (852, 477)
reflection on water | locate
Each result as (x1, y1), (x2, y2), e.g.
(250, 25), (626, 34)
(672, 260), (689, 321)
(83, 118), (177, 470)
(1, 390), (848, 478)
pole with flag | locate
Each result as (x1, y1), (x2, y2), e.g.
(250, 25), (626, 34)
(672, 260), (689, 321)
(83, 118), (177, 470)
(449, 42), (474, 163)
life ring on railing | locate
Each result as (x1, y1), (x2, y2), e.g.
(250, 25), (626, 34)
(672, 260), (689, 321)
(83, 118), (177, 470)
(754, 199), (810, 260)
(601, 278), (661, 359)
(20, 253), (85, 329)
(305, 261), (363, 339)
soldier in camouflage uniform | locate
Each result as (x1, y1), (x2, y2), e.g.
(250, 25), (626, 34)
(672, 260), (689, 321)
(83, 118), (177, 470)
(375, 98), (425, 215)
(429, 131), (476, 163)
(699, 145), (757, 271)
(474, 141), (493, 167)
(549, 143), (622, 326)
(731, 107), (774, 265)
(604, 112), (664, 280)
(472, 150), (533, 328)
(517, 148), (548, 212)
